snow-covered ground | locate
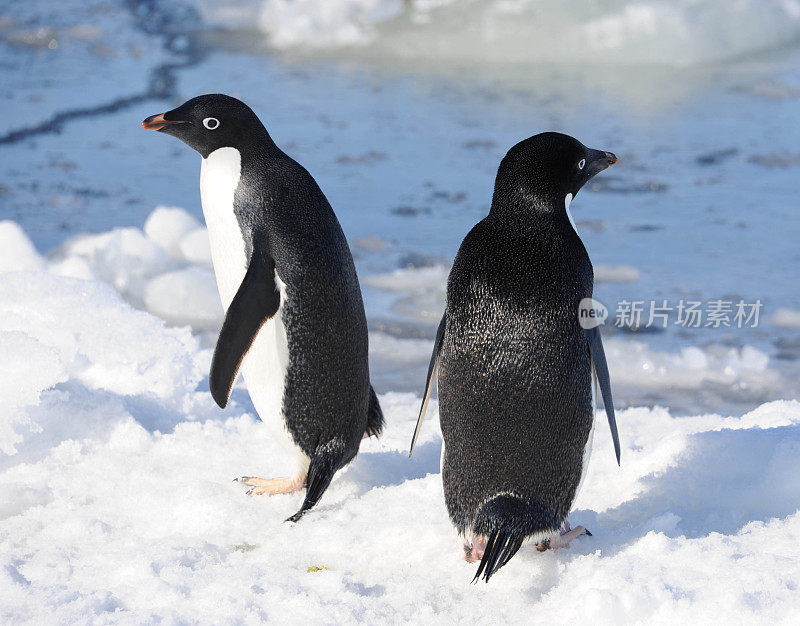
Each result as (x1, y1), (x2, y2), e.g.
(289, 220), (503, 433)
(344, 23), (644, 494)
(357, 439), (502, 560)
(2, 0), (800, 621)
(1, 211), (800, 623)
(1, 261), (799, 622)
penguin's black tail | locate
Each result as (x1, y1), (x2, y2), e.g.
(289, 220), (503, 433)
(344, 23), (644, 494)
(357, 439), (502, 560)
(471, 494), (559, 583)
(364, 385), (384, 438)
(286, 439), (345, 523)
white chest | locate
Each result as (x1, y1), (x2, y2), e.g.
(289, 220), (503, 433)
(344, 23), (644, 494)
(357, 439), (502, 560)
(199, 147), (307, 471)
(200, 147), (248, 308)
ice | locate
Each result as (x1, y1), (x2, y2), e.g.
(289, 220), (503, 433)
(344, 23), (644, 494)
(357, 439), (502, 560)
(363, 264), (449, 292)
(47, 255), (96, 281)
(771, 307), (800, 329)
(365, 262), (642, 291)
(54, 228), (173, 307)
(1, 0), (799, 618)
(604, 339), (777, 389)
(196, 0), (800, 66)
(197, 0), (407, 48)
(594, 264), (640, 283)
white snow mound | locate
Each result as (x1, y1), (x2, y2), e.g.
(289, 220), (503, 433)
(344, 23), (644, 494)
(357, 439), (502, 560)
(0, 221), (46, 274)
(0, 270), (799, 621)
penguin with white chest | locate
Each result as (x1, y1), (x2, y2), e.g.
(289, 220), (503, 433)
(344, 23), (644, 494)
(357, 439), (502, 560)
(411, 132), (620, 581)
(142, 94), (383, 521)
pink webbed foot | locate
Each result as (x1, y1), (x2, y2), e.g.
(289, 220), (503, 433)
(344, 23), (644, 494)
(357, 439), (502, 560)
(536, 520), (591, 551)
(235, 473), (307, 496)
(462, 535), (488, 563)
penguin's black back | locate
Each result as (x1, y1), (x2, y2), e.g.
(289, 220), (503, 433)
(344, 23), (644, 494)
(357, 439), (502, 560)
(235, 142), (373, 468)
(438, 209), (594, 535)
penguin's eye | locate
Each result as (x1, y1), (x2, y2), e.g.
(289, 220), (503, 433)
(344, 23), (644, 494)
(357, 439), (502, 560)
(577, 158), (586, 170)
(203, 117), (220, 130)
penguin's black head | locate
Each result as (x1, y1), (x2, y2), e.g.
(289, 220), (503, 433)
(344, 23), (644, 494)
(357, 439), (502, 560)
(142, 94), (268, 158)
(493, 132), (617, 209)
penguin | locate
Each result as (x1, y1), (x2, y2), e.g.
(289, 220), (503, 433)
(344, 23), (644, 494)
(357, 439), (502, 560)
(142, 94), (383, 521)
(410, 132), (620, 581)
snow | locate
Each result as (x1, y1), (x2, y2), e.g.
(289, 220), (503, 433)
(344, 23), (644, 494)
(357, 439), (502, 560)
(0, 218), (799, 621)
(46, 209), (224, 332)
(2, 0), (799, 618)
(0, 272), (200, 412)
(143, 268), (222, 330)
(0, 222), (46, 274)
(0, 332), (64, 456)
(179, 228), (214, 267)
(143, 206), (202, 261)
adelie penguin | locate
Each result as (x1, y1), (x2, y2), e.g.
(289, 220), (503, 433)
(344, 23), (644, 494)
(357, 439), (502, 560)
(142, 94), (383, 522)
(411, 132), (621, 582)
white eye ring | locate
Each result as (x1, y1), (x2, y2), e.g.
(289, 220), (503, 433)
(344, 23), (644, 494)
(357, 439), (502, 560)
(578, 158), (586, 170)
(203, 117), (220, 130)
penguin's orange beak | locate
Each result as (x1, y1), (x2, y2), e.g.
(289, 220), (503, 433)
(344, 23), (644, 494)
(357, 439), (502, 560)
(141, 113), (185, 131)
(604, 151), (618, 166)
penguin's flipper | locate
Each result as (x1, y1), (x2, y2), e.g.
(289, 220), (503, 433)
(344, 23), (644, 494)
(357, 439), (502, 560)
(210, 248), (281, 409)
(409, 312), (446, 456)
(584, 326), (621, 465)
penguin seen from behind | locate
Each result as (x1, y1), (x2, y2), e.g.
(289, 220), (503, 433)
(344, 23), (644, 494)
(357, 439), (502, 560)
(411, 132), (620, 581)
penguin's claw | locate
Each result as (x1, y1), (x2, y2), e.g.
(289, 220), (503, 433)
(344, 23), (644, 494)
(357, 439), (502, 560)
(535, 521), (590, 551)
(235, 474), (307, 496)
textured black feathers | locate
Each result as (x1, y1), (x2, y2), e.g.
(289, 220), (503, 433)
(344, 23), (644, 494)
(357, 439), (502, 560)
(473, 529), (525, 583)
(209, 246), (280, 409)
(286, 439), (346, 523)
(365, 385), (385, 438)
(435, 134), (619, 581)
(471, 494), (560, 582)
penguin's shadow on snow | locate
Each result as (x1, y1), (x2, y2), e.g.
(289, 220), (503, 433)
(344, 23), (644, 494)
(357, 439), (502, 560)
(343, 440), (442, 493)
(1, 380), (219, 473)
(574, 424), (800, 548)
